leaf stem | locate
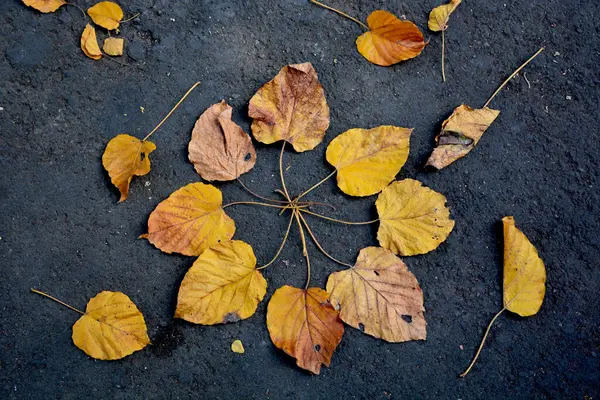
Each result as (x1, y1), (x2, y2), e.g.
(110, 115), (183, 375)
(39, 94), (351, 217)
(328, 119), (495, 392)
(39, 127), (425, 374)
(31, 289), (85, 315)
(301, 209), (379, 225)
(142, 81), (201, 141)
(296, 170), (336, 201)
(460, 308), (506, 377)
(257, 212), (295, 270)
(121, 12), (141, 23)
(483, 47), (544, 108)
(298, 212), (353, 268)
(222, 201), (293, 210)
(308, 0), (369, 31)
(441, 29), (446, 83)
(236, 178), (289, 204)
(64, 3), (87, 20)
(279, 142), (292, 202)
(294, 210), (311, 290)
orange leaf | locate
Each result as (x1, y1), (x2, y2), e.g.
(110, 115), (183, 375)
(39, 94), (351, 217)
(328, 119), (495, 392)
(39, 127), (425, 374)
(266, 286), (344, 374)
(87, 1), (123, 30)
(80, 24), (102, 60)
(22, 0), (65, 13)
(356, 10), (427, 66)
(103, 37), (124, 56)
(188, 101), (256, 181)
(102, 134), (156, 202)
(248, 63), (330, 152)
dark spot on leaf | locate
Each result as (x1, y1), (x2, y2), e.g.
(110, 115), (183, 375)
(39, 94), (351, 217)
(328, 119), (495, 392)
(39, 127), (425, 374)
(358, 323), (365, 332)
(244, 153), (251, 161)
(401, 315), (412, 324)
(374, 270), (380, 276)
(314, 344), (321, 352)
(140, 152), (146, 161)
(438, 130), (473, 146)
(223, 312), (241, 324)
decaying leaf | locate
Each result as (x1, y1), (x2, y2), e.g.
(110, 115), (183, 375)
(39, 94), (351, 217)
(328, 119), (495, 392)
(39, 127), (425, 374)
(426, 104), (500, 170)
(266, 286), (344, 374)
(356, 10), (427, 66)
(102, 134), (156, 202)
(376, 179), (454, 256)
(231, 339), (245, 354)
(189, 101), (256, 181)
(142, 182), (235, 257)
(248, 63), (330, 152)
(175, 240), (267, 324)
(81, 24), (103, 60)
(22, 0), (65, 13)
(103, 37), (124, 56)
(503, 216), (546, 316)
(327, 247), (426, 342)
(326, 126), (411, 196)
(87, 1), (123, 30)
(428, 0), (462, 32)
(72, 291), (150, 360)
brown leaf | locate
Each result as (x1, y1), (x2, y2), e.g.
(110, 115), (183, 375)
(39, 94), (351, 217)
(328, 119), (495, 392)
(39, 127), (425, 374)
(248, 63), (330, 152)
(188, 101), (256, 181)
(426, 104), (500, 169)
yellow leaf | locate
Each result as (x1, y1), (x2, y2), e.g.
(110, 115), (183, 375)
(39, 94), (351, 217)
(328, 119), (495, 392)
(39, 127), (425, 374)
(175, 240), (266, 324)
(80, 24), (103, 60)
(142, 182), (235, 256)
(327, 247), (426, 342)
(87, 1), (124, 30)
(356, 10), (427, 66)
(428, 0), (462, 32)
(72, 291), (150, 360)
(22, 0), (65, 13)
(326, 126), (411, 196)
(231, 339), (245, 354)
(102, 134), (156, 202)
(426, 104), (500, 170)
(266, 286), (344, 374)
(103, 37), (124, 56)
(503, 216), (546, 316)
(248, 63), (330, 152)
(189, 101), (256, 181)
(376, 179), (455, 255)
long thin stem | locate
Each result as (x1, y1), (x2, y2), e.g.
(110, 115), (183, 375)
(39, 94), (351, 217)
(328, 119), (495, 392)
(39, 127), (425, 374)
(236, 178), (288, 204)
(121, 12), (141, 23)
(296, 170), (336, 201)
(31, 289), (85, 315)
(298, 212), (353, 268)
(294, 210), (311, 290)
(257, 212), (295, 270)
(459, 308), (506, 377)
(142, 81), (201, 141)
(301, 209), (379, 225)
(308, 0), (369, 30)
(65, 3), (87, 19)
(279, 142), (292, 202)
(222, 201), (292, 210)
(483, 47), (545, 108)
(441, 30), (446, 82)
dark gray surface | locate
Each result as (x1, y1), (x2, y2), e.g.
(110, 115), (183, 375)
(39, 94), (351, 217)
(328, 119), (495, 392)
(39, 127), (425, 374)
(1, 0), (599, 398)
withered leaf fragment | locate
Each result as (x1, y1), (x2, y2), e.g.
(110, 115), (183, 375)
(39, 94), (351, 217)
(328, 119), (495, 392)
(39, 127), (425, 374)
(189, 101), (256, 181)
(426, 104), (500, 169)
(248, 63), (330, 152)
(22, 0), (65, 13)
(103, 37), (124, 56)
(81, 24), (103, 60)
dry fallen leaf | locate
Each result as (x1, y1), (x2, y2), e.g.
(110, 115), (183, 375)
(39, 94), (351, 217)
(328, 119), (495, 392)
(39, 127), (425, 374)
(231, 339), (245, 354)
(327, 247), (426, 342)
(102, 134), (156, 202)
(189, 101), (256, 181)
(428, 0), (462, 32)
(267, 286), (344, 374)
(175, 240), (267, 324)
(356, 10), (427, 66)
(22, 0), (65, 13)
(142, 182), (236, 256)
(248, 63), (330, 152)
(80, 24), (103, 60)
(103, 37), (124, 56)
(72, 291), (150, 360)
(326, 126), (411, 196)
(426, 104), (500, 170)
(87, 1), (123, 30)
(376, 179), (455, 256)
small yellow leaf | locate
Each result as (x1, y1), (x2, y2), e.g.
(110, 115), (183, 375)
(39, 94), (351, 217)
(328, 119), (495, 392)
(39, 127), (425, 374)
(503, 216), (546, 316)
(102, 134), (156, 202)
(80, 24), (103, 60)
(326, 126), (411, 196)
(327, 247), (426, 342)
(426, 104), (500, 170)
(87, 1), (124, 30)
(143, 182), (236, 256)
(376, 179), (455, 255)
(22, 0), (65, 13)
(103, 37), (124, 56)
(231, 339), (245, 354)
(428, 0), (462, 32)
(248, 63), (330, 152)
(267, 286), (344, 374)
(72, 291), (150, 360)
(356, 10), (427, 66)
(175, 240), (267, 324)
